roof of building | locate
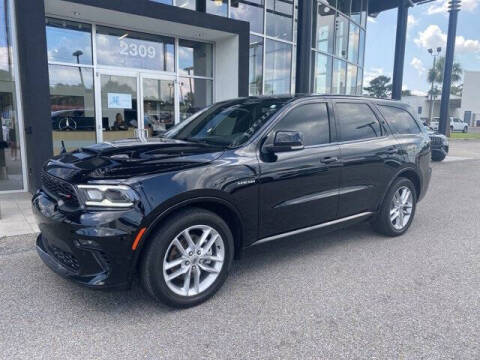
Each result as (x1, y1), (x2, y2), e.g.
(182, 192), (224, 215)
(369, 0), (431, 15)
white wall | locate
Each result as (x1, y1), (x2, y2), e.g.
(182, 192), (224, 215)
(460, 71), (480, 126)
(214, 35), (239, 102)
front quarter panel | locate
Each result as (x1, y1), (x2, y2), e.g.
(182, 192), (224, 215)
(132, 144), (260, 247)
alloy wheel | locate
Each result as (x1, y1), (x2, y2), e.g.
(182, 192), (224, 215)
(162, 225), (225, 297)
(390, 186), (413, 231)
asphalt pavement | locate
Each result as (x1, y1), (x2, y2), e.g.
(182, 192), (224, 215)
(1, 143), (480, 359)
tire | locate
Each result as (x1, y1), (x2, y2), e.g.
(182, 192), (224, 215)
(463, 126), (468, 133)
(450, 126), (454, 133)
(372, 178), (417, 237)
(432, 150), (447, 162)
(140, 207), (234, 308)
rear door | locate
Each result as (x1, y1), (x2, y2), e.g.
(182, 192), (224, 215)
(258, 101), (341, 238)
(333, 100), (401, 218)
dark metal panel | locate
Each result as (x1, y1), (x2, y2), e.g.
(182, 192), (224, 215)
(391, 0), (409, 100)
(14, 0), (52, 192)
(295, 0), (313, 94)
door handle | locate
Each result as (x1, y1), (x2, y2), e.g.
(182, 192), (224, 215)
(320, 156), (338, 164)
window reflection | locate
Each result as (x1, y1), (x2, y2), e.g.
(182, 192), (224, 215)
(249, 35), (263, 95)
(346, 64), (357, 95)
(334, 14), (348, 59)
(48, 65), (96, 154)
(179, 40), (213, 77)
(46, 18), (92, 65)
(332, 59), (346, 94)
(358, 29), (365, 67)
(96, 26), (175, 72)
(179, 77), (213, 121)
(313, 3), (335, 54)
(356, 68), (363, 95)
(264, 40), (291, 95)
(230, 0), (265, 34)
(150, 0), (173, 4)
(312, 52), (332, 94)
(348, 23), (359, 64)
(207, 0), (228, 16)
(175, 0), (196, 10)
(143, 78), (175, 133)
(350, 0), (362, 24)
(0, 1), (23, 190)
(266, 0), (294, 41)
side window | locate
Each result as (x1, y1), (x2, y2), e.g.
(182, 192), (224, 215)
(336, 103), (382, 142)
(272, 103), (330, 146)
(378, 105), (421, 135)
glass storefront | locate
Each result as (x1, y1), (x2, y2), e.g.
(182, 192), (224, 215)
(45, 18), (214, 154)
(0, 0), (25, 192)
(312, 0), (367, 95)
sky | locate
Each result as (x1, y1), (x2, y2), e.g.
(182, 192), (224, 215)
(364, 0), (480, 96)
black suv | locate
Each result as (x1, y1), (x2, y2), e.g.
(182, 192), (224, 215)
(33, 96), (432, 308)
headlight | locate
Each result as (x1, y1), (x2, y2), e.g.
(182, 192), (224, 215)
(77, 184), (137, 208)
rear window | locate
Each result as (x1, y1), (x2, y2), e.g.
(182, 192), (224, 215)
(378, 105), (421, 135)
(335, 103), (383, 142)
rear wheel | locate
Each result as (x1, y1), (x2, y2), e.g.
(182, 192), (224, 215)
(372, 178), (417, 237)
(140, 208), (234, 308)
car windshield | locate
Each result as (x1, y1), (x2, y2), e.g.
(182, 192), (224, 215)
(163, 98), (292, 148)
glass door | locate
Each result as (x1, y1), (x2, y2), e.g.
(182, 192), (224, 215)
(140, 75), (176, 136)
(97, 71), (140, 143)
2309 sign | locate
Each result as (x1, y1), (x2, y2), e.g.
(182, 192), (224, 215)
(119, 40), (156, 59)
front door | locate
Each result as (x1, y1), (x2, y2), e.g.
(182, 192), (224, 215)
(96, 71), (177, 142)
(258, 101), (341, 238)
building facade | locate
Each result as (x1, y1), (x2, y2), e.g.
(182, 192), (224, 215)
(0, 0), (410, 193)
(460, 71), (480, 127)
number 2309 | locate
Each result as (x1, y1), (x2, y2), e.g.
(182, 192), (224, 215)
(119, 41), (156, 59)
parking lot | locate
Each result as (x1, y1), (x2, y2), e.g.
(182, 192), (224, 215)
(1, 140), (480, 359)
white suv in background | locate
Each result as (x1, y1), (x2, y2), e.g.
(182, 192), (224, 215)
(430, 117), (469, 133)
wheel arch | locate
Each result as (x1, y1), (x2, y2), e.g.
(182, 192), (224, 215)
(379, 167), (422, 211)
(133, 196), (245, 272)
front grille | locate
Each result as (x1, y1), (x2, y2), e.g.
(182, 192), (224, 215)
(41, 171), (79, 207)
(430, 135), (443, 145)
(50, 245), (80, 272)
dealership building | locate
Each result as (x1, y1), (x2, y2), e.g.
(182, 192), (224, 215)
(0, 0), (419, 193)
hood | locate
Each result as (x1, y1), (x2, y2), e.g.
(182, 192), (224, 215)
(44, 137), (225, 182)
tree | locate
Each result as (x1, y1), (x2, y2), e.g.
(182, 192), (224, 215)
(364, 76), (392, 98)
(427, 56), (463, 96)
(401, 89), (412, 96)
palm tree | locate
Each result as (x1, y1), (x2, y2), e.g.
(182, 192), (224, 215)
(427, 56), (463, 95)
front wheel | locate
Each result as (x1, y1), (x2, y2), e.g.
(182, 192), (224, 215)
(463, 126), (468, 133)
(140, 208), (234, 308)
(372, 178), (417, 237)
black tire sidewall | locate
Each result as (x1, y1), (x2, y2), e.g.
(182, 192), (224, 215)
(142, 209), (234, 308)
(381, 178), (417, 236)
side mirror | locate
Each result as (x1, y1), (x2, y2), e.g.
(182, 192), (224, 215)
(264, 130), (304, 153)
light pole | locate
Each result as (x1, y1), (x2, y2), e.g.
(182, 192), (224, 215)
(427, 47), (441, 124)
(439, 0), (461, 136)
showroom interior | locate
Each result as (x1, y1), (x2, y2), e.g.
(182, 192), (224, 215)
(0, 0), (413, 193)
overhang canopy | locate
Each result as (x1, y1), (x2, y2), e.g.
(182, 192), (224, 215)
(369, 0), (427, 15)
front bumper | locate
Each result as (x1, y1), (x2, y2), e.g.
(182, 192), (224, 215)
(33, 191), (144, 289)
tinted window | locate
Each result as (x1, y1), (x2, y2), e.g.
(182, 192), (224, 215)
(336, 103), (382, 141)
(379, 106), (421, 135)
(165, 98), (291, 147)
(272, 103), (330, 146)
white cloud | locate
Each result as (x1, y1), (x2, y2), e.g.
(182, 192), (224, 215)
(427, 0), (479, 15)
(364, 67), (390, 85)
(410, 57), (426, 75)
(411, 89), (428, 96)
(414, 24), (480, 54)
(408, 15), (418, 27)
(367, 17), (377, 23)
